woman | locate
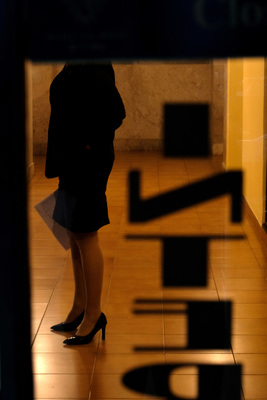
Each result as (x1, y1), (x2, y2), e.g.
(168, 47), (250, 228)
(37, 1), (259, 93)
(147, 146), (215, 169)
(45, 62), (126, 345)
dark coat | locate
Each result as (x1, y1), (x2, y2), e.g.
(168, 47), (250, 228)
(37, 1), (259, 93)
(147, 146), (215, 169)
(45, 63), (126, 179)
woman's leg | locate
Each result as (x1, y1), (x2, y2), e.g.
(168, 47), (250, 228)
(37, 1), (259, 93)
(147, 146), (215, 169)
(71, 230), (104, 336)
(63, 235), (86, 323)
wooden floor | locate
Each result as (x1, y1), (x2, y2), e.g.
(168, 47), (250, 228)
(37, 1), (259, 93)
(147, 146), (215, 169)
(28, 152), (267, 400)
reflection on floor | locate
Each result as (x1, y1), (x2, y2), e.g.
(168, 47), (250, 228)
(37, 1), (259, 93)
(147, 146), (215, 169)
(29, 152), (267, 400)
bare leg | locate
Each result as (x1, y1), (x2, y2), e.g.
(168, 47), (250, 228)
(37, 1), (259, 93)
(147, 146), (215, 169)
(64, 235), (86, 323)
(71, 230), (104, 336)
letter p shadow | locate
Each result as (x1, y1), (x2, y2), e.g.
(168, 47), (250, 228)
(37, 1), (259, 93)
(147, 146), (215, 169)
(123, 363), (242, 399)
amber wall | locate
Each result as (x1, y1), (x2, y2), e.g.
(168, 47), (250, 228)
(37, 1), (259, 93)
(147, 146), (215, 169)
(30, 61), (225, 155)
(225, 58), (267, 225)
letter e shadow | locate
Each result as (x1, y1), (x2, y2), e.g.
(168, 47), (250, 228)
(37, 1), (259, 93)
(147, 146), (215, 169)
(162, 237), (208, 287)
(187, 301), (232, 349)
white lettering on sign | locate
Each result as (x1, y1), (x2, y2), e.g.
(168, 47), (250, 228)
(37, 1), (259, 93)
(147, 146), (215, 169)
(194, 0), (267, 30)
(57, 0), (111, 24)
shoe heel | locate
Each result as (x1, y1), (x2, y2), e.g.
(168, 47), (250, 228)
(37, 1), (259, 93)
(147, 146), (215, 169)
(102, 324), (106, 340)
(63, 312), (107, 345)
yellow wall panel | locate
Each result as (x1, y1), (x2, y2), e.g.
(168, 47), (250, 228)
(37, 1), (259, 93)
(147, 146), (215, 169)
(226, 58), (266, 225)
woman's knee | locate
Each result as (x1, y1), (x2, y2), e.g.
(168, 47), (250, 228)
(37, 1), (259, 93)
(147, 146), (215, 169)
(71, 231), (99, 249)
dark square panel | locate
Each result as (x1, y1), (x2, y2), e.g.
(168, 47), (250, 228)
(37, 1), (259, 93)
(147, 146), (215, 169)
(164, 103), (210, 157)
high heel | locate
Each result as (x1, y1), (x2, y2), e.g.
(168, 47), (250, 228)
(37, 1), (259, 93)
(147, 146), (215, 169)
(50, 311), (85, 332)
(63, 312), (107, 345)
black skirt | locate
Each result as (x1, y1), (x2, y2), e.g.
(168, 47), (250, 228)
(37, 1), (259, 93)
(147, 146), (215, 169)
(52, 146), (114, 233)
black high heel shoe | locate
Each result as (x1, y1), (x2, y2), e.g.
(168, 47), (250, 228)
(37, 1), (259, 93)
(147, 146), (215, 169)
(63, 312), (107, 345)
(50, 311), (85, 332)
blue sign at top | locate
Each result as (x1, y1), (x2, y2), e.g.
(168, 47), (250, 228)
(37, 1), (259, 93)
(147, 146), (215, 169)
(25, 0), (267, 61)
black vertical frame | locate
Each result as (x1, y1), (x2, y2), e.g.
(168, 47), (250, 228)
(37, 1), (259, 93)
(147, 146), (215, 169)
(263, 60), (267, 229)
(2, 0), (266, 398)
(0, 0), (33, 398)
